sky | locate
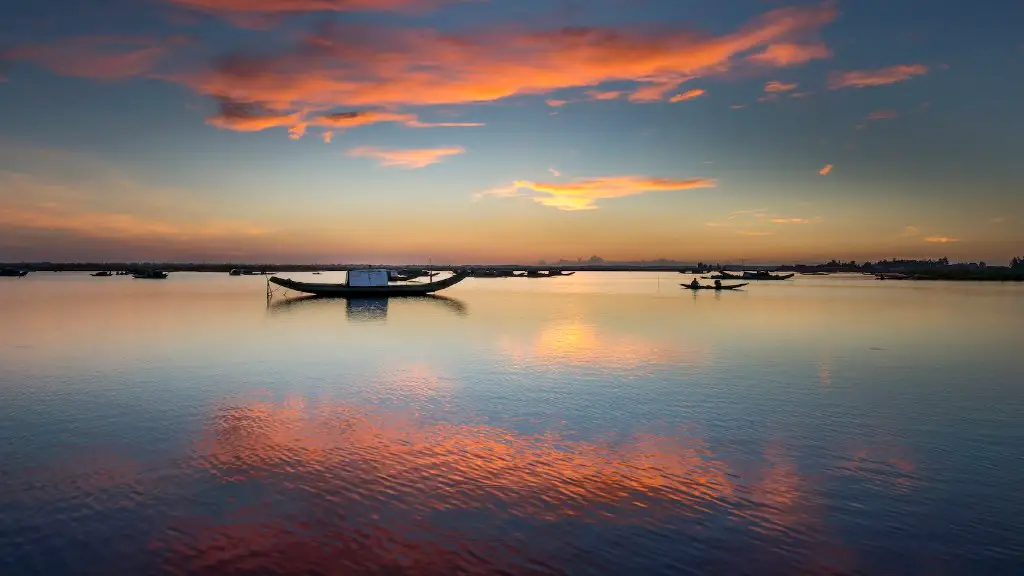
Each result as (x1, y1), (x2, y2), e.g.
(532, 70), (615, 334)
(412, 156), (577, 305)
(0, 0), (1022, 264)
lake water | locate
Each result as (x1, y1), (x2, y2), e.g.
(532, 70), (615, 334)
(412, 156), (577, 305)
(1, 272), (1022, 574)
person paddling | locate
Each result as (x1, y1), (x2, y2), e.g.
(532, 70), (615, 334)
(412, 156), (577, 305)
(689, 278), (701, 289)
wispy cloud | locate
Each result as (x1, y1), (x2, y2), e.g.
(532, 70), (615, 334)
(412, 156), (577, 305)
(819, 164), (833, 176)
(477, 175), (717, 211)
(764, 81), (798, 93)
(628, 81), (686, 103)
(585, 90), (623, 101)
(727, 208), (768, 220)
(990, 217), (1006, 224)
(867, 110), (898, 120)
(545, 99), (570, 108)
(747, 42), (832, 67)
(669, 89), (706, 102)
(548, 167), (561, 177)
(6, 35), (184, 80)
(730, 104), (747, 109)
(900, 225), (920, 237)
(737, 230), (774, 236)
(322, 131), (333, 144)
(924, 236), (959, 243)
(828, 64), (928, 89)
(347, 146), (465, 169)
(770, 217), (818, 224)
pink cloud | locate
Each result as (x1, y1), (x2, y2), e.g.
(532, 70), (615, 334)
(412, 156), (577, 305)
(6, 35), (185, 80)
(585, 90), (623, 101)
(819, 164), (833, 176)
(924, 236), (959, 243)
(828, 64), (928, 89)
(747, 42), (832, 67)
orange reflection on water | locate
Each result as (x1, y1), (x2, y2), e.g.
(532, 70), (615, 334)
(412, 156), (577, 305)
(500, 320), (710, 370)
(193, 395), (734, 520)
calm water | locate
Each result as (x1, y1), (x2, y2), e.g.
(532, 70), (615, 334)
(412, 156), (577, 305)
(2, 272), (1022, 574)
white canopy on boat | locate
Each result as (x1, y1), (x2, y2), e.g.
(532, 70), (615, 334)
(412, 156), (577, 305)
(347, 269), (389, 287)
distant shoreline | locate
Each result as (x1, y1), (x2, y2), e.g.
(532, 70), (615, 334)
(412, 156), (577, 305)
(3, 262), (1022, 281)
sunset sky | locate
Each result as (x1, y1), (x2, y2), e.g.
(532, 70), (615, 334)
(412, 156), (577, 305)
(1, 0), (1021, 264)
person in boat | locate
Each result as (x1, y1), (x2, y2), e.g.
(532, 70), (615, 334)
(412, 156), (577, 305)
(714, 279), (722, 289)
(689, 278), (700, 289)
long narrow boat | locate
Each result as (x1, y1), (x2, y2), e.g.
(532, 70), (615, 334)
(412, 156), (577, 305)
(133, 270), (168, 279)
(0, 268), (29, 277)
(269, 271), (469, 297)
(703, 272), (793, 281)
(682, 283), (748, 291)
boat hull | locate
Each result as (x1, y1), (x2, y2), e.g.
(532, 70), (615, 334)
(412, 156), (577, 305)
(682, 283), (748, 291)
(269, 272), (469, 297)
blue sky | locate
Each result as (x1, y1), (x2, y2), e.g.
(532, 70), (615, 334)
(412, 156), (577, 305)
(1, 0), (1022, 263)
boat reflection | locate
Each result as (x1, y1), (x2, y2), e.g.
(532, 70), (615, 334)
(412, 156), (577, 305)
(267, 294), (467, 321)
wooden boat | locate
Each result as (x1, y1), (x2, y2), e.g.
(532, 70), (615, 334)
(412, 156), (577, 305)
(269, 271), (469, 297)
(682, 283), (748, 291)
(0, 268), (29, 277)
(91, 271), (113, 277)
(133, 270), (168, 279)
(800, 271), (830, 276)
(706, 271), (793, 281)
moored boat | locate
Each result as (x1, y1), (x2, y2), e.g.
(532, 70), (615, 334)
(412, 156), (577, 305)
(0, 268), (29, 277)
(91, 271), (113, 277)
(132, 270), (168, 279)
(682, 282), (748, 291)
(269, 270), (469, 297)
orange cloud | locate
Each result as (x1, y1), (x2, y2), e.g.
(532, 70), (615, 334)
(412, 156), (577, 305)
(737, 230), (774, 236)
(176, 2), (837, 124)
(545, 98), (569, 107)
(819, 164), (833, 176)
(669, 88), (706, 102)
(867, 110), (898, 120)
(322, 130), (333, 143)
(585, 90), (623, 100)
(764, 80), (798, 93)
(747, 42), (832, 66)
(628, 80), (685, 102)
(6, 35), (182, 80)
(900, 225), (920, 237)
(347, 145), (465, 168)
(924, 236), (959, 243)
(770, 217), (815, 224)
(828, 64), (928, 89)
(478, 175), (717, 211)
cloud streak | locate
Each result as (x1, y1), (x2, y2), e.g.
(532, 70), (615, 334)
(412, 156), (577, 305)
(819, 164), (833, 176)
(168, 0), (460, 22)
(747, 42), (832, 67)
(5, 35), (183, 80)
(924, 236), (959, 243)
(764, 81), (798, 93)
(670, 89), (706, 102)
(829, 64), (928, 89)
(478, 175), (717, 211)
(867, 110), (898, 120)
(347, 145), (465, 168)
